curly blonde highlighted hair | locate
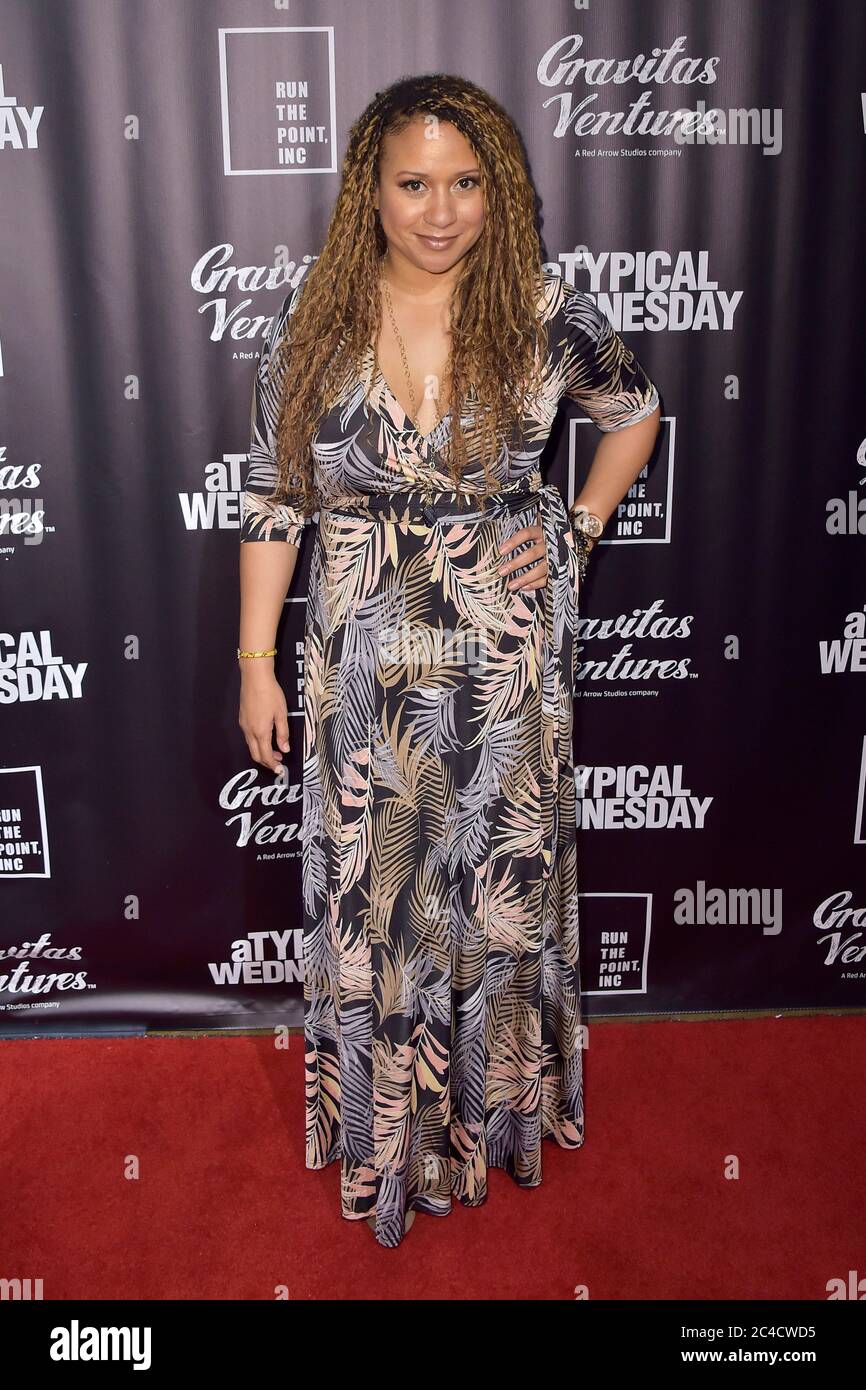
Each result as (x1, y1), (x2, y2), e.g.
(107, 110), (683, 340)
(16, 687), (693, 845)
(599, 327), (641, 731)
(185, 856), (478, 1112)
(270, 72), (550, 517)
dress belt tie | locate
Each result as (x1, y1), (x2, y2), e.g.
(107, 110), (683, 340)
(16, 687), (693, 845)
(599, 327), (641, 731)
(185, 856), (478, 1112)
(321, 469), (543, 526)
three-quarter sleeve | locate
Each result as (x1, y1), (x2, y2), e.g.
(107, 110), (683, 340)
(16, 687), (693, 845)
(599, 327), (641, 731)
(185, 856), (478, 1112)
(555, 281), (659, 432)
(240, 282), (314, 546)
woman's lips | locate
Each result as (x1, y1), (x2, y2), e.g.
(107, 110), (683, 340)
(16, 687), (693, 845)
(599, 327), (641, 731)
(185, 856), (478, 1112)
(416, 234), (458, 250)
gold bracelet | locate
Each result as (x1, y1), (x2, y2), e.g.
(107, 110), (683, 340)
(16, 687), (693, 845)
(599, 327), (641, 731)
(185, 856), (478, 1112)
(237, 647), (277, 659)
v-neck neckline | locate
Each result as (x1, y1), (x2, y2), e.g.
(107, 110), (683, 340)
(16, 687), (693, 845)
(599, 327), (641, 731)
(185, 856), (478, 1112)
(370, 353), (452, 449)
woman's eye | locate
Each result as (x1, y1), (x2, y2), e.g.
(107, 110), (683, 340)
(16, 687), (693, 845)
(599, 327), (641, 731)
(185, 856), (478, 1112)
(398, 177), (480, 193)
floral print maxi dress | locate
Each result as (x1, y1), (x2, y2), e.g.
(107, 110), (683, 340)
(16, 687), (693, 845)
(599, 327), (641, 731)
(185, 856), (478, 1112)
(240, 268), (659, 1248)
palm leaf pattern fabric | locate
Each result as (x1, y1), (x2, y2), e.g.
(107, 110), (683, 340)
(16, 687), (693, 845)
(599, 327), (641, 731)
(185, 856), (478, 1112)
(241, 270), (659, 1247)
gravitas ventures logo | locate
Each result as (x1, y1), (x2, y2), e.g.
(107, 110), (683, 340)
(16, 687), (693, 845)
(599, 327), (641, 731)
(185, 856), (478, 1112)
(815, 891), (866, 980)
(220, 768), (303, 851)
(576, 600), (696, 685)
(0, 933), (91, 1006)
(537, 33), (719, 144)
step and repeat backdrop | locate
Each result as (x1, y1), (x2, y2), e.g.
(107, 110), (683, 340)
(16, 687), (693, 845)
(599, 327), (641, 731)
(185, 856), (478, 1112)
(1, 0), (864, 1035)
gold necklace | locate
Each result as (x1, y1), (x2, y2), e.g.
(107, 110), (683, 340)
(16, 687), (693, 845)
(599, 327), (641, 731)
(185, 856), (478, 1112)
(379, 275), (444, 439)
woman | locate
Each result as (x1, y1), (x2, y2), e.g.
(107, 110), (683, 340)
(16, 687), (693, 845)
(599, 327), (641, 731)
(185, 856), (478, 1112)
(238, 74), (660, 1249)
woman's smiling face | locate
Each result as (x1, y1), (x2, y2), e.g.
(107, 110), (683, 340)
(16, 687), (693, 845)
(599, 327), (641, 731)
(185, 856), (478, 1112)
(373, 115), (485, 276)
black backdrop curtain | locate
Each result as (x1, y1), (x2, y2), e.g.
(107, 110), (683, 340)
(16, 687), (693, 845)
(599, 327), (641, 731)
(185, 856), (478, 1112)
(2, 0), (864, 1034)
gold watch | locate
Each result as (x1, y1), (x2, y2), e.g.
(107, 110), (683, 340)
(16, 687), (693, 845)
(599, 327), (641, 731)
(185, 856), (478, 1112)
(569, 505), (604, 540)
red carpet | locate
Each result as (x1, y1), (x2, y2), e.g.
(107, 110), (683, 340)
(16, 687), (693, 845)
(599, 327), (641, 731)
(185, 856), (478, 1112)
(2, 1016), (863, 1300)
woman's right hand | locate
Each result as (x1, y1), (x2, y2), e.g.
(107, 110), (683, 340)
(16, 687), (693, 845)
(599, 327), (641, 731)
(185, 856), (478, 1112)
(239, 667), (291, 772)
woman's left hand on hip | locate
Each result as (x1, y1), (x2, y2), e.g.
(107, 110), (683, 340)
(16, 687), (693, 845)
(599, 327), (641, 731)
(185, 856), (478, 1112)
(498, 523), (549, 590)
